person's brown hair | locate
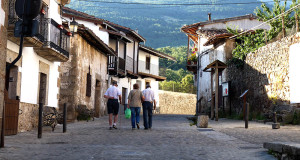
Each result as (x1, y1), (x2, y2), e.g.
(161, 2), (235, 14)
(133, 83), (139, 89)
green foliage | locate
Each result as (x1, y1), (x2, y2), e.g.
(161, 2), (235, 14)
(254, 0), (297, 40)
(158, 46), (187, 71)
(228, 0), (300, 67)
(187, 116), (197, 126)
(77, 114), (92, 121)
(227, 28), (266, 61)
(157, 46), (196, 94)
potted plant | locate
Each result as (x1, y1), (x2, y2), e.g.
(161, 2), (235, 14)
(188, 53), (197, 65)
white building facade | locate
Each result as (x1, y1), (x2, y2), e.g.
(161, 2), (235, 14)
(6, 0), (71, 132)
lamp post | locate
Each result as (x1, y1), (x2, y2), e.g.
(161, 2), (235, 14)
(69, 17), (78, 36)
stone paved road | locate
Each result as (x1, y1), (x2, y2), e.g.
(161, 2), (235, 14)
(0, 114), (275, 160)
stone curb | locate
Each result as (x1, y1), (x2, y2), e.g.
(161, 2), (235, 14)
(263, 142), (300, 159)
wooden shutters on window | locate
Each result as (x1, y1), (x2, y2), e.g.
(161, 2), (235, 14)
(86, 73), (91, 97)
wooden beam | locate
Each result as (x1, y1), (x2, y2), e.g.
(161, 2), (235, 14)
(211, 70), (214, 120)
(215, 63), (219, 121)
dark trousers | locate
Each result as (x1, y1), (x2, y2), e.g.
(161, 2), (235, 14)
(142, 101), (153, 129)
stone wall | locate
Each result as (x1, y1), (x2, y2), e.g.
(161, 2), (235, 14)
(158, 90), (196, 115)
(59, 34), (108, 121)
(0, 0), (8, 142)
(227, 33), (300, 115)
(18, 102), (39, 132)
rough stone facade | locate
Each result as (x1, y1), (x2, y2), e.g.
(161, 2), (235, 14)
(18, 102), (39, 132)
(0, 0), (8, 142)
(59, 34), (108, 121)
(158, 90), (196, 115)
(227, 33), (300, 116)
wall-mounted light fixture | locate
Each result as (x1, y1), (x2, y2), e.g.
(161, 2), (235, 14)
(69, 17), (78, 36)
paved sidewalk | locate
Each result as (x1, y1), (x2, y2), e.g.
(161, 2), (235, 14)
(209, 118), (300, 145)
(0, 114), (275, 160)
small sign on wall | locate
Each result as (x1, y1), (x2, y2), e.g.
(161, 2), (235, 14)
(222, 82), (229, 97)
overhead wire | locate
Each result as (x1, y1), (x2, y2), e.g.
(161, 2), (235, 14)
(229, 2), (300, 39)
(76, 0), (291, 6)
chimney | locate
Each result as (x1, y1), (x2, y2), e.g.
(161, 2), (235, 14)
(208, 13), (211, 21)
(135, 29), (138, 33)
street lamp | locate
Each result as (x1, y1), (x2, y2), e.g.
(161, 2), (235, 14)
(69, 17), (78, 36)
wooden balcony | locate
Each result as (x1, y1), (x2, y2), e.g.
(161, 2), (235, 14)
(187, 61), (197, 74)
(108, 56), (126, 78)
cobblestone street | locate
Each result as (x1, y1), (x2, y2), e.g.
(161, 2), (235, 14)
(0, 114), (290, 160)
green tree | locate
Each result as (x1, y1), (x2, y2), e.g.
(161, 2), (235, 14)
(255, 0), (297, 40)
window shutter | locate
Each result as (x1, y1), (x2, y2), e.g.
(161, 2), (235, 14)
(86, 73), (91, 97)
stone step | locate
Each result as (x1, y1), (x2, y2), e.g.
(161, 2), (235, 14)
(263, 142), (300, 159)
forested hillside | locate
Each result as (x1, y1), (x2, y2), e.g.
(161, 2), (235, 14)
(67, 0), (270, 48)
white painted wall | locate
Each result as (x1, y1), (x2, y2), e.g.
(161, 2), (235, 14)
(139, 50), (147, 62)
(127, 42), (134, 58)
(289, 43), (300, 103)
(49, 0), (62, 23)
(75, 19), (109, 45)
(202, 19), (270, 30)
(0, 0), (5, 26)
(48, 62), (60, 107)
(18, 48), (60, 107)
(197, 36), (228, 108)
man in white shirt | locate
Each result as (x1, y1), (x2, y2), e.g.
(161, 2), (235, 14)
(142, 84), (156, 130)
(104, 81), (122, 130)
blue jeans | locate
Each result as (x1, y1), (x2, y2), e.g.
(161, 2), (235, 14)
(142, 101), (153, 129)
(130, 107), (141, 128)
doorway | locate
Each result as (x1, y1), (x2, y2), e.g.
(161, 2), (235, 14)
(4, 63), (20, 136)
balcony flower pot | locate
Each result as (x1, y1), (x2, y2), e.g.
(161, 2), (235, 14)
(41, 8), (46, 15)
(57, 24), (64, 30)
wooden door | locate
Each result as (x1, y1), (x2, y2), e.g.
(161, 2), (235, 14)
(4, 90), (20, 136)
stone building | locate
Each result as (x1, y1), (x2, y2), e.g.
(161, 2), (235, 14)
(59, 24), (116, 120)
(5, 0), (71, 133)
(0, 0), (8, 142)
(62, 7), (175, 113)
(181, 14), (270, 117)
(227, 33), (300, 123)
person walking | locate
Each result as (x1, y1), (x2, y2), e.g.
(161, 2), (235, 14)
(142, 84), (156, 130)
(128, 83), (145, 130)
(104, 81), (122, 130)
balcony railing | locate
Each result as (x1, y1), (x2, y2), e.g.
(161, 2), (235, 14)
(126, 56), (133, 72)
(34, 18), (70, 62)
(108, 56), (126, 76)
(138, 60), (159, 76)
(118, 57), (125, 72)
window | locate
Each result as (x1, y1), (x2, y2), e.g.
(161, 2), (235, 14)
(146, 56), (150, 70)
(86, 73), (91, 97)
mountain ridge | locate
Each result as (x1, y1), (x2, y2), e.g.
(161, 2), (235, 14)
(67, 0), (271, 48)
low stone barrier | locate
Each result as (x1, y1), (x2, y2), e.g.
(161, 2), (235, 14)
(158, 90), (196, 115)
(264, 142), (300, 160)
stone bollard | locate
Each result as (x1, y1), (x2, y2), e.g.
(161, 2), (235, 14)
(272, 112), (280, 129)
(197, 115), (209, 128)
